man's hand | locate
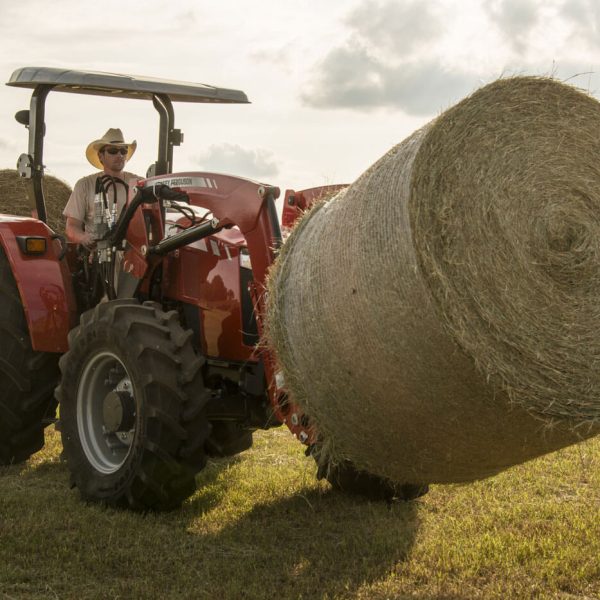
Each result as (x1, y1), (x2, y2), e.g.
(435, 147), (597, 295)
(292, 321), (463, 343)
(80, 231), (96, 250)
(65, 217), (96, 249)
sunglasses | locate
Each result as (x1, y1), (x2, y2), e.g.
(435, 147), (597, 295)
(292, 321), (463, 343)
(103, 147), (128, 156)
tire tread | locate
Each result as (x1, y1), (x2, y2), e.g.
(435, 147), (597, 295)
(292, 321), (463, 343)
(58, 299), (210, 511)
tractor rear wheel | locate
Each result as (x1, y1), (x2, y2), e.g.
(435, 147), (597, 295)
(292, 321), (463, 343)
(57, 300), (210, 511)
(0, 246), (59, 465)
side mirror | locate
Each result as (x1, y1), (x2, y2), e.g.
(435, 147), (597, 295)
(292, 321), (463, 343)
(15, 109), (46, 135)
(15, 110), (30, 127)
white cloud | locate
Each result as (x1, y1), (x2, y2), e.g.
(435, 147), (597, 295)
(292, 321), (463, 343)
(301, 0), (481, 115)
(301, 44), (384, 110)
(485, 0), (541, 54)
(345, 0), (443, 57)
(301, 0), (600, 115)
(193, 143), (280, 180)
(559, 0), (600, 48)
(302, 47), (477, 115)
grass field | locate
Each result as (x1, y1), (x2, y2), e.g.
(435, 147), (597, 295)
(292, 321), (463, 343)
(0, 425), (599, 600)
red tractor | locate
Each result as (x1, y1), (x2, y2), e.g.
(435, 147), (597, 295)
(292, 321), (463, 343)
(0, 67), (427, 510)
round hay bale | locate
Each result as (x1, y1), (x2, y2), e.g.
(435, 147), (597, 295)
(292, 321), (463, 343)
(266, 76), (600, 485)
(0, 169), (71, 234)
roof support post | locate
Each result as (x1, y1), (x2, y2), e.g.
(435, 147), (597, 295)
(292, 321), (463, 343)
(152, 94), (170, 176)
(17, 84), (53, 223)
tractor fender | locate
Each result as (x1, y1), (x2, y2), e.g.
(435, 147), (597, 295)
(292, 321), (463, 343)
(281, 184), (348, 229)
(0, 217), (77, 353)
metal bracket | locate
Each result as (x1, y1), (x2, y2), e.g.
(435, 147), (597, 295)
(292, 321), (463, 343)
(17, 153), (33, 179)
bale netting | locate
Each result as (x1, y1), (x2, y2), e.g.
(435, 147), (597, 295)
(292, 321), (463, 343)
(265, 76), (600, 485)
(0, 169), (70, 234)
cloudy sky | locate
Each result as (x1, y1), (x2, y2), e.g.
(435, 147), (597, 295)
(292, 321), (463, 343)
(0, 0), (599, 196)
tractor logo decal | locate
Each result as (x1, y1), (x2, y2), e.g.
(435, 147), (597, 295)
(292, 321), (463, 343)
(152, 176), (219, 189)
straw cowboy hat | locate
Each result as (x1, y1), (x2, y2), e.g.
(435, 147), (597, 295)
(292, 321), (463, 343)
(85, 128), (137, 170)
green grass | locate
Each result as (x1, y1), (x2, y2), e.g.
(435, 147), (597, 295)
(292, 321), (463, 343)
(1, 426), (599, 600)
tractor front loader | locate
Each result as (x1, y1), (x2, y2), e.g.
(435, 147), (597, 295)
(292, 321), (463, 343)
(0, 67), (427, 510)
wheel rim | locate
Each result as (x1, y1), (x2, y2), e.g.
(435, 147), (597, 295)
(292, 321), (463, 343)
(77, 351), (136, 474)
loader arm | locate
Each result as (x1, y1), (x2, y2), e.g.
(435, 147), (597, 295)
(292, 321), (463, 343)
(120, 173), (315, 445)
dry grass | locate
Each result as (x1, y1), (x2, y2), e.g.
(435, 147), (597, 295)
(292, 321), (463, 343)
(0, 425), (599, 599)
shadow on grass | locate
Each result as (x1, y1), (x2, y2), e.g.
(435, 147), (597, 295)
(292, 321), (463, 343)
(186, 488), (421, 599)
(0, 449), (422, 600)
(0, 459), (64, 480)
(0, 464), (16, 477)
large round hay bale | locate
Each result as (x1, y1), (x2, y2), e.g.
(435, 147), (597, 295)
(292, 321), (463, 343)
(0, 169), (70, 233)
(266, 76), (600, 485)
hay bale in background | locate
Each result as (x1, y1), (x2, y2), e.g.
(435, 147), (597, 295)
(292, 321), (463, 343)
(0, 169), (70, 233)
(266, 77), (600, 485)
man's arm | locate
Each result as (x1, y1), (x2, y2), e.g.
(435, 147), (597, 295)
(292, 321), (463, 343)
(65, 217), (95, 249)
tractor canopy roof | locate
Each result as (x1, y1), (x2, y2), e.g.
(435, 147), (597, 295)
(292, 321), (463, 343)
(7, 66), (249, 104)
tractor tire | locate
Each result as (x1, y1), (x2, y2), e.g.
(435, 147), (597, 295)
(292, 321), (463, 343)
(57, 299), (211, 511)
(0, 246), (59, 465)
(315, 453), (429, 502)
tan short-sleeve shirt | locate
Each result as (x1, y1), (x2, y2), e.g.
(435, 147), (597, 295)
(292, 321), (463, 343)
(63, 171), (140, 233)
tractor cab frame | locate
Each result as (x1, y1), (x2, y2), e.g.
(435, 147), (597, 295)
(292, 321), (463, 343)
(8, 66), (249, 222)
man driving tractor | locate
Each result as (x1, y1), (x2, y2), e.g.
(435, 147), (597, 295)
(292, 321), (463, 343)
(63, 128), (139, 248)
